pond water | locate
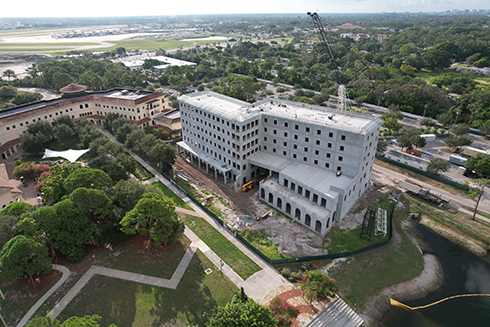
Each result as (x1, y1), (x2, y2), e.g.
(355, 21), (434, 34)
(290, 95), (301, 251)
(381, 226), (490, 326)
(180, 36), (231, 42)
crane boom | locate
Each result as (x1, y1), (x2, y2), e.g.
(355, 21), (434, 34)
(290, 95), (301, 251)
(307, 12), (349, 110)
(307, 12), (336, 61)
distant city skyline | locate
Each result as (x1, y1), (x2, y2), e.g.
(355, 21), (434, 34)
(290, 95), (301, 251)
(1, 0), (489, 18)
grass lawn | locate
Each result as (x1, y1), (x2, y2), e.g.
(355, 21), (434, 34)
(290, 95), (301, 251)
(374, 158), (468, 195)
(326, 196), (394, 253)
(110, 235), (191, 279)
(407, 194), (490, 247)
(174, 176), (200, 198)
(181, 214), (262, 280)
(57, 249), (238, 327)
(151, 181), (193, 211)
(240, 229), (294, 260)
(329, 198), (424, 309)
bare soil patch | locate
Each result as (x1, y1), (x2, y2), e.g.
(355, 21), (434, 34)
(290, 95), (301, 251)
(175, 156), (327, 256)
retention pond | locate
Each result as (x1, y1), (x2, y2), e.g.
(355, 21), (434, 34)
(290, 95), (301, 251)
(381, 226), (490, 326)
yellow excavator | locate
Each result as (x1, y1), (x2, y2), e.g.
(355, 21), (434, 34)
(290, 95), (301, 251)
(241, 180), (256, 192)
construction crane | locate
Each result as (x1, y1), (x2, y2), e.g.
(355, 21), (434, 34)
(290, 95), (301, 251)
(307, 12), (349, 110)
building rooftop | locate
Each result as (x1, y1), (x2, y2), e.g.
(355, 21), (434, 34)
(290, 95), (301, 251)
(0, 88), (156, 121)
(248, 152), (351, 197)
(179, 91), (382, 134)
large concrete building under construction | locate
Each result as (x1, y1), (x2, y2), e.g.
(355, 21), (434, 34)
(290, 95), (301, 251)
(177, 91), (383, 235)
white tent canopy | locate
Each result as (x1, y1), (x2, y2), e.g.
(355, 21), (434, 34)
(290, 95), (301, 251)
(42, 149), (90, 162)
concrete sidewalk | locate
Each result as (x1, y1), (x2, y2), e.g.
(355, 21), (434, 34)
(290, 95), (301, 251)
(98, 127), (290, 302)
(17, 265), (70, 327)
(47, 235), (197, 320)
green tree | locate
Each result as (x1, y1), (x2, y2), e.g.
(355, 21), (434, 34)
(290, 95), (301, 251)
(21, 132), (47, 155)
(27, 314), (117, 327)
(0, 215), (19, 248)
(465, 154), (490, 177)
(377, 138), (388, 154)
(420, 117), (436, 127)
(53, 124), (75, 145)
(0, 202), (34, 218)
(120, 192), (184, 250)
(464, 179), (490, 221)
(382, 117), (402, 135)
(69, 188), (113, 223)
(148, 141), (177, 167)
(443, 135), (473, 150)
(451, 123), (470, 136)
(12, 92), (42, 105)
(0, 235), (51, 290)
(64, 167), (112, 195)
(142, 59), (162, 69)
(478, 121), (490, 138)
(427, 157), (450, 174)
(41, 162), (82, 201)
(397, 128), (427, 150)
(207, 300), (278, 327)
(2, 69), (16, 84)
(300, 270), (339, 302)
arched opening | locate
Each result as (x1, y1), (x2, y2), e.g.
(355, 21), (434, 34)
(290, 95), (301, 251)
(286, 203), (291, 215)
(315, 221), (322, 233)
(261, 188), (265, 199)
(268, 193), (274, 204)
(277, 198), (282, 209)
(295, 208), (301, 220)
(1, 153), (5, 160)
(305, 214), (311, 227)
(327, 218), (330, 228)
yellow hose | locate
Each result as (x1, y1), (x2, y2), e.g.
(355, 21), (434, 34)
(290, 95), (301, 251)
(390, 294), (490, 311)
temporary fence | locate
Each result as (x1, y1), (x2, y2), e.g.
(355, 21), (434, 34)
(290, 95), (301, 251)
(163, 171), (399, 265)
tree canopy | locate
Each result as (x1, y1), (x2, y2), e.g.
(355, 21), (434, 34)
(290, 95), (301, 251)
(120, 192), (184, 249)
(0, 235), (51, 289)
(207, 300), (278, 327)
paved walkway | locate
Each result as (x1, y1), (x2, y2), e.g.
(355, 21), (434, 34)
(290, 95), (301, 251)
(98, 128), (290, 302)
(17, 265), (71, 327)
(46, 230), (198, 320)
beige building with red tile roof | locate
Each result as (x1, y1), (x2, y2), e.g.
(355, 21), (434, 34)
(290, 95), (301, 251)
(0, 85), (179, 161)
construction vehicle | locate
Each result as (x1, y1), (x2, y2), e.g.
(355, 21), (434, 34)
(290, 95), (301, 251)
(398, 180), (450, 204)
(257, 209), (273, 221)
(241, 180), (256, 192)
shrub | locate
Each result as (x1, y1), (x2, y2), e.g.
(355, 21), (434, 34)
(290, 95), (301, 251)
(301, 261), (315, 271)
(280, 267), (292, 279)
(13, 163), (50, 179)
(269, 297), (299, 327)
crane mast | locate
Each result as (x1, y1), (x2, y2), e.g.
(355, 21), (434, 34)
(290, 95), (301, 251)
(307, 12), (349, 111)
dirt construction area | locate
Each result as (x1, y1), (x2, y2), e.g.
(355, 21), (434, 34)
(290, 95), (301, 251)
(175, 155), (392, 257)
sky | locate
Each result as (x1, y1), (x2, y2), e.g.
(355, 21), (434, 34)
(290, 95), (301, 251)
(1, 0), (489, 18)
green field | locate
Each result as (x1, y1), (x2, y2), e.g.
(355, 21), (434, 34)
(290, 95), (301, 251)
(326, 196), (394, 253)
(181, 214), (262, 280)
(0, 42), (98, 47)
(329, 198), (424, 309)
(151, 181), (193, 210)
(57, 250), (237, 327)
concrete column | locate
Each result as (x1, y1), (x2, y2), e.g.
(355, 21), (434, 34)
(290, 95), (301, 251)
(214, 169), (217, 179)
(206, 163), (209, 173)
(224, 173), (227, 185)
